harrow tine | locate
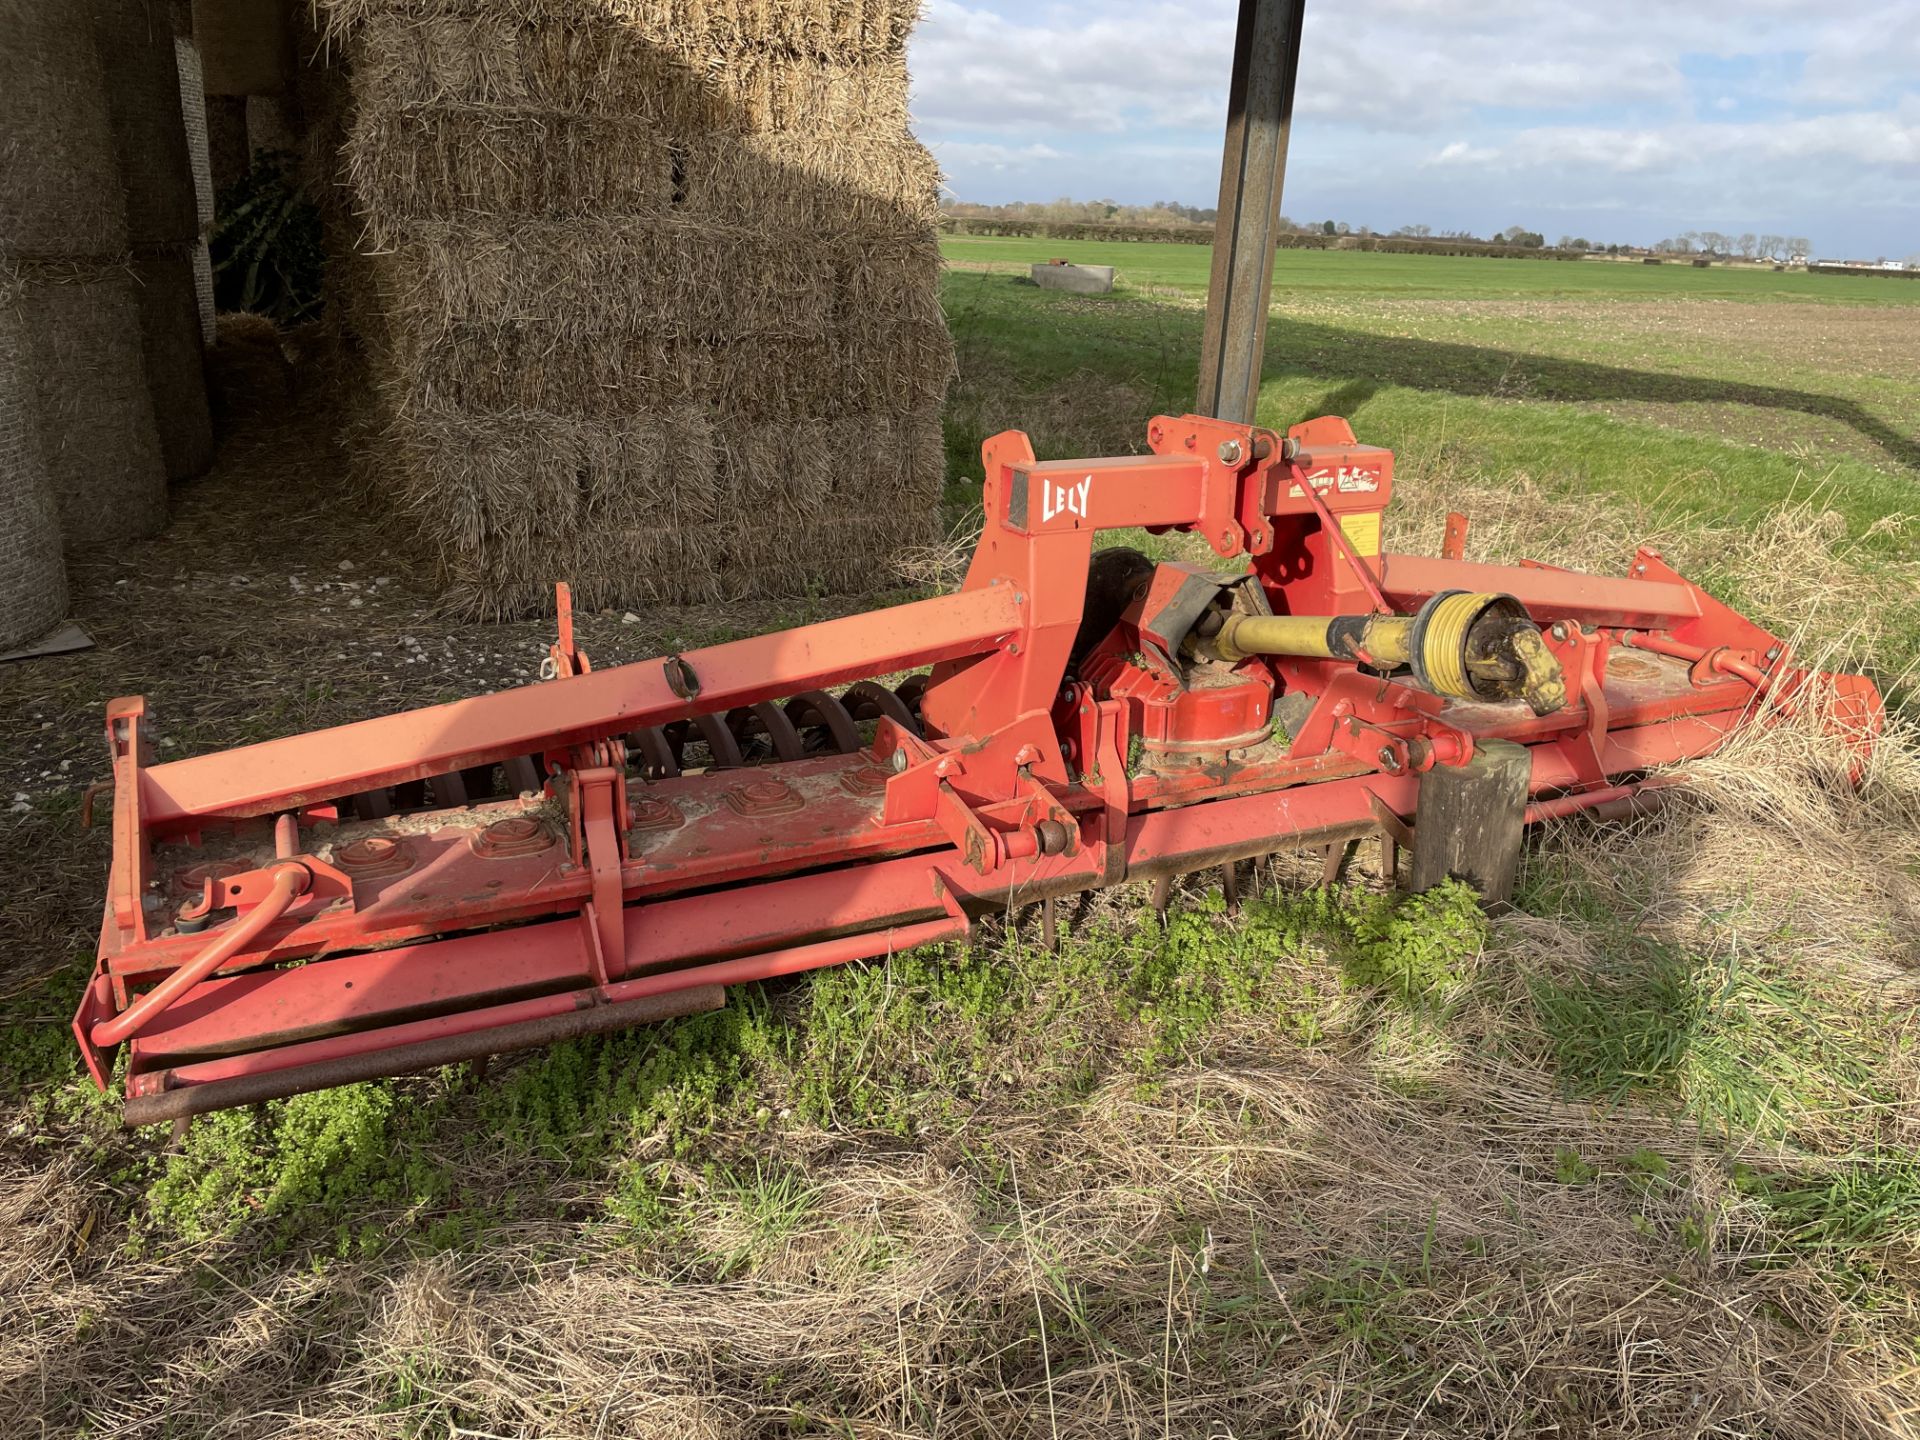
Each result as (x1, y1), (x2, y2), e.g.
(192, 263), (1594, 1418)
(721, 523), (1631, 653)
(694, 712), (745, 770)
(842, 679), (921, 735)
(433, 769), (469, 807)
(787, 690), (861, 754)
(1320, 839), (1354, 888)
(503, 755), (541, 796)
(1221, 861), (1239, 915)
(1152, 874), (1173, 926)
(1041, 896), (1058, 952)
(632, 727), (680, 780)
(895, 673), (928, 725)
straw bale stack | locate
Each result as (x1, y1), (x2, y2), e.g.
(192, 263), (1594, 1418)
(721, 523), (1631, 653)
(0, 283), (67, 651)
(0, 1), (168, 545)
(313, 0), (952, 615)
(90, 0), (214, 480)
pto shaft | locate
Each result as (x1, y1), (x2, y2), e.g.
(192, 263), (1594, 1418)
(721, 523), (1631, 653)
(1204, 592), (1568, 715)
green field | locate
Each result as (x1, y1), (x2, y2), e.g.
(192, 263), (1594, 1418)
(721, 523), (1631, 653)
(942, 234), (1920, 303)
(2, 240), (1918, 1435)
(940, 240), (1920, 668)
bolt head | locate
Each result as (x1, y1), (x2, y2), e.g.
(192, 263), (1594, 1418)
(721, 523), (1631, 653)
(1550, 622), (1567, 641)
(1217, 439), (1245, 465)
(890, 748), (909, 773)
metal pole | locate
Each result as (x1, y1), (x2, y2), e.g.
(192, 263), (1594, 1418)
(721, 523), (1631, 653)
(1196, 0), (1306, 424)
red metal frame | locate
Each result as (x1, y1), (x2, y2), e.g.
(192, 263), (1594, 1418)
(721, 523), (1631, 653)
(74, 413), (1882, 1122)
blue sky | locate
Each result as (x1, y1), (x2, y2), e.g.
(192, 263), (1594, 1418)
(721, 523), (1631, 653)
(908, 0), (1920, 260)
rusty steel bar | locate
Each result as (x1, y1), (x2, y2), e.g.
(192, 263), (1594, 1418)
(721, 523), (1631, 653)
(1197, 0), (1307, 424)
(122, 985), (728, 1127)
(1523, 777), (1678, 825)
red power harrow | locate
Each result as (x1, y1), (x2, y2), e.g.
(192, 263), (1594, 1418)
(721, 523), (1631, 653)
(77, 414), (1881, 1126)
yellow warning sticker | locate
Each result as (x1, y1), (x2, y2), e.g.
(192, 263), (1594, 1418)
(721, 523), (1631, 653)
(1340, 511), (1382, 556)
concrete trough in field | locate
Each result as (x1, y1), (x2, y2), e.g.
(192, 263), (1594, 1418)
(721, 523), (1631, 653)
(1031, 260), (1115, 293)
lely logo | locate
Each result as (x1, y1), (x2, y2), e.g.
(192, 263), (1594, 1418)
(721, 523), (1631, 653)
(1288, 465), (1382, 498)
(1040, 474), (1092, 524)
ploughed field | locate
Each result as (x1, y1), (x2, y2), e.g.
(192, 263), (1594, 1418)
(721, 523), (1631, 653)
(1, 247), (1917, 1437)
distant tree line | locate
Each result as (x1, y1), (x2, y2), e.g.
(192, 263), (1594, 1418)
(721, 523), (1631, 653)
(942, 200), (1818, 263)
(943, 198), (1218, 228)
(1649, 231), (1812, 261)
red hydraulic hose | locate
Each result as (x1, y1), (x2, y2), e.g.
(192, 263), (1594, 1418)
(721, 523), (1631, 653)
(92, 862), (310, 1050)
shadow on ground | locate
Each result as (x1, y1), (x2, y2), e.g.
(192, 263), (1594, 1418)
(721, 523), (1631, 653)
(944, 277), (1920, 476)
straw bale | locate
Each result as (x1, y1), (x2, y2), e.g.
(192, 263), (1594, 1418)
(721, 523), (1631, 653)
(89, 0), (201, 244)
(0, 285), (68, 649)
(377, 401), (941, 616)
(347, 14), (908, 132)
(378, 314), (947, 422)
(723, 409), (942, 524)
(389, 404), (727, 614)
(831, 231), (946, 330)
(678, 130), (939, 232)
(316, 0), (923, 64)
(369, 217), (841, 337)
(313, 0), (949, 612)
(380, 323), (713, 415)
(348, 15), (722, 126)
(13, 262), (169, 543)
(0, 3), (127, 258)
(129, 244), (214, 479)
(344, 107), (673, 221)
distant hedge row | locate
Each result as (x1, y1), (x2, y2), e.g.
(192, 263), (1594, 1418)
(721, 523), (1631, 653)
(1809, 263), (1919, 280)
(941, 217), (1214, 243)
(939, 216), (1588, 260)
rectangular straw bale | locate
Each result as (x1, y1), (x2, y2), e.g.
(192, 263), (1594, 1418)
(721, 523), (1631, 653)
(723, 409), (942, 524)
(678, 131), (939, 233)
(317, 0), (924, 64)
(706, 320), (950, 421)
(442, 519), (734, 616)
(741, 507), (943, 596)
(314, 0), (949, 613)
(372, 217), (839, 337)
(345, 106), (672, 222)
(392, 404), (721, 557)
(381, 323), (716, 417)
(727, 50), (909, 134)
(351, 16), (910, 133)
(831, 233), (947, 331)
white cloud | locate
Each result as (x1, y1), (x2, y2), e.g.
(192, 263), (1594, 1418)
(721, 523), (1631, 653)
(1430, 141), (1500, 166)
(910, 0), (1920, 254)
(929, 140), (1068, 175)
